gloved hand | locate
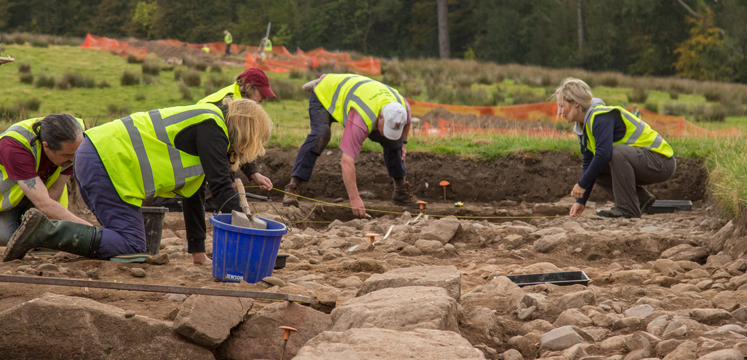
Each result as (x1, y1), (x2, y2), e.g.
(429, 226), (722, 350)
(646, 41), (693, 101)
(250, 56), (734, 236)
(302, 79), (319, 92)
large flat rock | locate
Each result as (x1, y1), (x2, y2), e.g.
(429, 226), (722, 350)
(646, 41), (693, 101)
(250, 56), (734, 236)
(0, 293), (214, 360)
(293, 328), (486, 360)
(356, 265), (461, 300)
(173, 295), (253, 348)
(332, 286), (459, 332)
(216, 301), (331, 360)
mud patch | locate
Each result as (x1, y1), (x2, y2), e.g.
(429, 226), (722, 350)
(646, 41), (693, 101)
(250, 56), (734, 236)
(420, 107), (560, 130)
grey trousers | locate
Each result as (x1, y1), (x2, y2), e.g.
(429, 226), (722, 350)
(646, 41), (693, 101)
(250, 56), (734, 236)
(0, 197), (34, 246)
(595, 145), (676, 218)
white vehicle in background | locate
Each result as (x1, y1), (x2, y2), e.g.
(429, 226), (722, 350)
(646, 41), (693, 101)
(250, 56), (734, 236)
(0, 35), (15, 66)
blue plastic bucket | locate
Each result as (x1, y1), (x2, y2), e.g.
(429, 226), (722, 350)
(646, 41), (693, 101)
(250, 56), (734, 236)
(210, 214), (288, 283)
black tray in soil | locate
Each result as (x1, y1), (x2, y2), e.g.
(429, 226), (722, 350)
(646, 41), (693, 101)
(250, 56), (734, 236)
(646, 200), (693, 214)
(504, 271), (590, 287)
(274, 254), (289, 270)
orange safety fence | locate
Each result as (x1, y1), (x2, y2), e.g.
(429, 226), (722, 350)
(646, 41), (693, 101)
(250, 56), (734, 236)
(406, 98), (742, 138)
(81, 34), (148, 61)
(80, 34), (381, 75)
(415, 119), (573, 138)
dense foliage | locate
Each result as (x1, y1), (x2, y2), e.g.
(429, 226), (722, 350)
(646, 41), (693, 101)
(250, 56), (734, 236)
(2, 0), (746, 82)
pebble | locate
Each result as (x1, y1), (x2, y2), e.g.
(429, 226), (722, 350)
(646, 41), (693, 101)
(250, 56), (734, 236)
(167, 293), (188, 302)
(262, 276), (286, 287)
(124, 310), (136, 318)
(309, 258), (320, 264)
(130, 268), (146, 278)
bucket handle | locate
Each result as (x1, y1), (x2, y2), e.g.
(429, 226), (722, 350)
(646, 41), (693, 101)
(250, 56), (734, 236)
(215, 191), (293, 233)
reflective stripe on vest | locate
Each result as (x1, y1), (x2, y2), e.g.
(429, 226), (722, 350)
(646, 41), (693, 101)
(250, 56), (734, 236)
(585, 106), (674, 158)
(225, 33), (232, 44)
(313, 74), (406, 132)
(0, 117), (84, 210)
(198, 83), (242, 105)
(86, 104), (229, 207)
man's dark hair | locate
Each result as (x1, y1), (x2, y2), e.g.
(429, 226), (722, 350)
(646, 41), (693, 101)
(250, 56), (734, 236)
(32, 114), (82, 151)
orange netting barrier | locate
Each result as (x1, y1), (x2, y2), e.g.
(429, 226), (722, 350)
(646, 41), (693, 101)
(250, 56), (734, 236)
(81, 34), (148, 61)
(406, 98), (742, 138)
(415, 119), (573, 138)
(80, 34), (381, 76)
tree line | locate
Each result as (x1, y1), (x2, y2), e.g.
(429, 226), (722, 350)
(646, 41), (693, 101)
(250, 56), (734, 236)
(1, 0), (745, 83)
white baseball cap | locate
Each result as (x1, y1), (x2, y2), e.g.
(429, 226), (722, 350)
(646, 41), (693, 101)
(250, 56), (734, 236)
(381, 102), (407, 140)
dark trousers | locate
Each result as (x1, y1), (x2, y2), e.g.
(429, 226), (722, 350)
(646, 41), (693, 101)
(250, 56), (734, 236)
(225, 44), (231, 55)
(291, 92), (406, 182)
(595, 145), (677, 218)
(75, 137), (146, 258)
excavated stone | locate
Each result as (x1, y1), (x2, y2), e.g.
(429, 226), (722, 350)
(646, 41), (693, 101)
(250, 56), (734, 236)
(558, 290), (596, 310)
(540, 326), (587, 351)
(414, 239), (445, 254)
(173, 295), (253, 348)
(0, 293), (214, 359)
(216, 301), (331, 360)
(460, 276), (524, 314)
(709, 220), (735, 253)
(419, 216), (461, 244)
(501, 349), (524, 360)
(553, 308), (593, 328)
(662, 340), (697, 360)
(689, 308), (733, 325)
(356, 265), (461, 300)
(335, 276), (363, 289)
(625, 304), (655, 318)
(660, 244), (710, 263)
(332, 286), (459, 332)
(655, 339), (683, 357)
(533, 233), (568, 253)
(293, 328), (486, 360)
(696, 349), (743, 360)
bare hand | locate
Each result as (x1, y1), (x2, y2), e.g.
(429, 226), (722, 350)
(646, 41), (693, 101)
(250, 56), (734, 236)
(350, 197), (367, 218)
(570, 203), (585, 217)
(401, 144), (407, 163)
(571, 184), (586, 199)
(250, 173), (273, 191)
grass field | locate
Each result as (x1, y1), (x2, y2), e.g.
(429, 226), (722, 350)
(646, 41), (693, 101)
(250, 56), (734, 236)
(1, 43), (746, 218)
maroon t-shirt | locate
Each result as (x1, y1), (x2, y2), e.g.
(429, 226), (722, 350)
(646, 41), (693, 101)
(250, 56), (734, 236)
(0, 137), (73, 182)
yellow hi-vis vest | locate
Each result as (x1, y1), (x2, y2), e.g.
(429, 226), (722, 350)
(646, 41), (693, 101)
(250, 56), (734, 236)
(85, 104), (230, 207)
(313, 74), (407, 132)
(586, 106), (674, 158)
(0, 117), (85, 211)
(264, 39), (272, 52)
(224, 33), (233, 44)
(197, 83), (242, 105)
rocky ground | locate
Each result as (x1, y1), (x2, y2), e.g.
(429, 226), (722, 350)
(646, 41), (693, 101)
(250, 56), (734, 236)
(1, 196), (746, 359)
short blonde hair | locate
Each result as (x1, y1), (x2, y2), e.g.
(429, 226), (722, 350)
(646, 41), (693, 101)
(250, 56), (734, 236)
(224, 99), (272, 171)
(552, 78), (593, 112)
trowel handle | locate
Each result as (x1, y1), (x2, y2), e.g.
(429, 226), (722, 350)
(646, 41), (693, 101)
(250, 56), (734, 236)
(244, 193), (268, 201)
(235, 179), (251, 214)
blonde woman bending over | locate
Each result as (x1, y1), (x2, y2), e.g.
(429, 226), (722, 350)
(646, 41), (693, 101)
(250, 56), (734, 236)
(4, 99), (272, 264)
(553, 78), (675, 219)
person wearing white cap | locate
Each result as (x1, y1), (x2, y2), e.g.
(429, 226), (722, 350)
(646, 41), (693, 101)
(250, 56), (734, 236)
(284, 74), (419, 218)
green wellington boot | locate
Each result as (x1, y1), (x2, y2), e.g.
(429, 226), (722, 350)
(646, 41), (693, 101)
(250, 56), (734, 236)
(3, 208), (102, 262)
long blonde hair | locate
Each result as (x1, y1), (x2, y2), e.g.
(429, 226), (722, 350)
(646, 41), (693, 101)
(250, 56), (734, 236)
(552, 77), (593, 112)
(223, 98), (272, 171)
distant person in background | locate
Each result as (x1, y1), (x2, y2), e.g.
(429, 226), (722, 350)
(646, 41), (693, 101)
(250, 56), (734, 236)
(260, 37), (272, 60)
(224, 30), (233, 56)
(553, 78), (676, 219)
(198, 68), (277, 195)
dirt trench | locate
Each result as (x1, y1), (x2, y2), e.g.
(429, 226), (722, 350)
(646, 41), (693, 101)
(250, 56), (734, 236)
(258, 148), (707, 205)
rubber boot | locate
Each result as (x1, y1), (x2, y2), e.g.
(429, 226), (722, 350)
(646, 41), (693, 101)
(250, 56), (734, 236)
(283, 184), (300, 207)
(392, 181), (420, 207)
(3, 209), (102, 262)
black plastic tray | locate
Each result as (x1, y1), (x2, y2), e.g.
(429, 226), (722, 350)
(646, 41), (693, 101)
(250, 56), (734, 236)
(505, 271), (590, 287)
(646, 200), (693, 214)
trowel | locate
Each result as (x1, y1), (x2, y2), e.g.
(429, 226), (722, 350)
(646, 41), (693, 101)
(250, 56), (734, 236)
(231, 178), (267, 229)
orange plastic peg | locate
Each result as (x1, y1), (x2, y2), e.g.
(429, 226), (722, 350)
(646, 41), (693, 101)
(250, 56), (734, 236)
(365, 233), (379, 244)
(439, 181), (450, 200)
(417, 201), (427, 210)
(279, 326), (297, 340)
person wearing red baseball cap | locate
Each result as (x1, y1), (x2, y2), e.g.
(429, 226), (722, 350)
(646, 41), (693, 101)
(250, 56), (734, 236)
(198, 68), (276, 106)
(195, 68), (276, 199)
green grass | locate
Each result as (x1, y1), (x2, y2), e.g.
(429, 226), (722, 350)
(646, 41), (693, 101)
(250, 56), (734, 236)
(3, 44), (747, 219)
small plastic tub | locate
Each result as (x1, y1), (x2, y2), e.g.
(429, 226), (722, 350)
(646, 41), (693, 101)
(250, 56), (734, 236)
(210, 214), (288, 283)
(274, 254), (289, 269)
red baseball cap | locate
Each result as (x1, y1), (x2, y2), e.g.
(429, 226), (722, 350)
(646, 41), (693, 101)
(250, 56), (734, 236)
(238, 68), (276, 98)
